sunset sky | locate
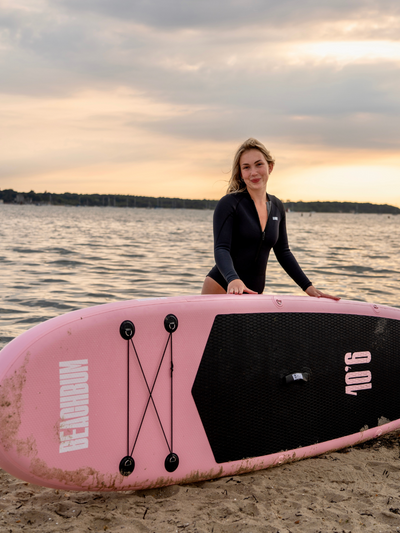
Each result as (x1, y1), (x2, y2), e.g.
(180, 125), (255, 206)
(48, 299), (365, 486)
(1, 0), (400, 206)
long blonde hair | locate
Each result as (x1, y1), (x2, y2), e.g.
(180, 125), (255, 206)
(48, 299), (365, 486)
(227, 138), (275, 194)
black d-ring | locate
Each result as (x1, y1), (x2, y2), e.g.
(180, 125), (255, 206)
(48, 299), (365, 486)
(164, 314), (178, 333)
(120, 320), (135, 340)
(119, 455), (135, 476)
(164, 452), (179, 472)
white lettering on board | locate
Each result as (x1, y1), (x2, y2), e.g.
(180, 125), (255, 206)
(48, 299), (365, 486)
(59, 359), (89, 453)
(344, 351), (372, 396)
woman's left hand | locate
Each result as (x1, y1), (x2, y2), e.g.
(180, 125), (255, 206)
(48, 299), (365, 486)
(305, 285), (340, 300)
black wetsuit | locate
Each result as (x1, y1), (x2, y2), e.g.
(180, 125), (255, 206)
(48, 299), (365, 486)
(207, 192), (312, 294)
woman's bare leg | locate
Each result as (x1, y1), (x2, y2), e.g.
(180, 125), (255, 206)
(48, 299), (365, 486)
(201, 276), (226, 294)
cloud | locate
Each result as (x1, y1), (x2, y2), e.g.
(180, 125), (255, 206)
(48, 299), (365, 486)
(1, 0), (400, 203)
(126, 104), (400, 153)
(3, 11), (400, 115)
(56, 0), (400, 31)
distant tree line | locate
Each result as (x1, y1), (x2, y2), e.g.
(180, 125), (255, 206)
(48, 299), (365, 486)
(1, 189), (399, 214)
(284, 200), (400, 214)
(0, 189), (218, 210)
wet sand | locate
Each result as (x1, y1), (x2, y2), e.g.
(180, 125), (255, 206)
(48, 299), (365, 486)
(1, 432), (400, 533)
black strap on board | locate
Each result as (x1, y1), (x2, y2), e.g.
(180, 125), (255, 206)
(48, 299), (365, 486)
(282, 371), (310, 385)
(118, 316), (179, 477)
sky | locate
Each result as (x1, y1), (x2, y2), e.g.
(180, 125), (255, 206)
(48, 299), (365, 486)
(1, 0), (400, 206)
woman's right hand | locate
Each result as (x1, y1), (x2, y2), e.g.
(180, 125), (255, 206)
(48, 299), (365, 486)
(227, 279), (257, 295)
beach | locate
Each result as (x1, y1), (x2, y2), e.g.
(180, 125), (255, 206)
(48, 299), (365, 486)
(1, 207), (400, 532)
(1, 431), (400, 532)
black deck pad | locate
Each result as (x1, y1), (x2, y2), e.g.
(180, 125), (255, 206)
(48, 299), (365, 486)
(191, 312), (400, 463)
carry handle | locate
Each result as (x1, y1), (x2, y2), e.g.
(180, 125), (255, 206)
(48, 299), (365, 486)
(283, 372), (310, 384)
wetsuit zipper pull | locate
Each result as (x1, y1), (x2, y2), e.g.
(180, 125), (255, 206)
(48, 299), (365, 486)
(255, 230), (266, 263)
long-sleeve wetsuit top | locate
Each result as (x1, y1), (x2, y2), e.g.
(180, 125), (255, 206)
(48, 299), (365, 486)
(207, 191), (312, 294)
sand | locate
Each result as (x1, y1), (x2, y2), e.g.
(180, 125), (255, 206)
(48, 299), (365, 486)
(1, 432), (400, 533)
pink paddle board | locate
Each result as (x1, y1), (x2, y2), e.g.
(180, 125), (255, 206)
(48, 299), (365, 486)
(0, 294), (399, 491)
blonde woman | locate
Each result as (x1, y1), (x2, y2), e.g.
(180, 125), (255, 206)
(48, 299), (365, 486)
(202, 138), (338, 299)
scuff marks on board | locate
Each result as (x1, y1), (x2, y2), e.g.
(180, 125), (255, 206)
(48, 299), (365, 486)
(0, 355), (30, 451)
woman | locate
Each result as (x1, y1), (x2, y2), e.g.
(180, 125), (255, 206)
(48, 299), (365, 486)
(202, 138), (338, 299)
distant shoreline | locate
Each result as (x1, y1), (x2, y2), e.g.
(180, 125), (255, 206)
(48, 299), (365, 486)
(1, 189), (399, 214)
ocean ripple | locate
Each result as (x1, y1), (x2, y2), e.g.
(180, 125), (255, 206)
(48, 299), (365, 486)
(1, 205), (399, 350)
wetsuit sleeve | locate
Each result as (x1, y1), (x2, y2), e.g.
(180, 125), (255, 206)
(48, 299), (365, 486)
(273, 201), (312, 291)
(213, 196), (241, 285)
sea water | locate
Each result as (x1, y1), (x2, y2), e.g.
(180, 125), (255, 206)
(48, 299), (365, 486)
(1, 204), (399, 350)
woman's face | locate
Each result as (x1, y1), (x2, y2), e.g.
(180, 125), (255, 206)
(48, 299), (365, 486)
(240, 149), (273, 194)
